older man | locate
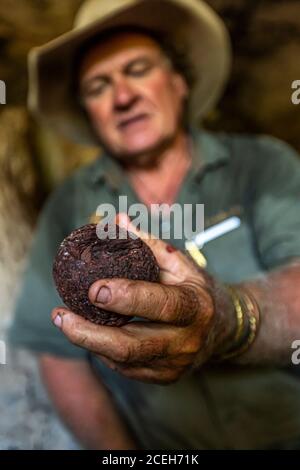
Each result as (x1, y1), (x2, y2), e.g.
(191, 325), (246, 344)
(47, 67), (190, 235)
(9, 0), (300, 450)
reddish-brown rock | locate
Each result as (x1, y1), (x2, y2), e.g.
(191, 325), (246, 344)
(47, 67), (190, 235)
(53, 224), (160, 326)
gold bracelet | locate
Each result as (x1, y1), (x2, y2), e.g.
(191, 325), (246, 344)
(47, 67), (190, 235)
(226, 286), (245, 345)
(239, 289), (260, 353)
(211, 286), (247, 361)
(218, 288), (260, 361)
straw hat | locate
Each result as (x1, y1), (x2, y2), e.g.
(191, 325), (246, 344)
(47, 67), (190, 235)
(28, 0), (231, 145)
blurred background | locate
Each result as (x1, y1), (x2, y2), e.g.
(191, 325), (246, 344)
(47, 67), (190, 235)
(0, 0), (299, 449)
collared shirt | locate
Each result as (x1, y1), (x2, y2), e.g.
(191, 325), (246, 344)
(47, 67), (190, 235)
(8, 130), (300, 449)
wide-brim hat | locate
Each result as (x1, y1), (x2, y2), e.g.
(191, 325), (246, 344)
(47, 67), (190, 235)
(28, 0), (232, 146)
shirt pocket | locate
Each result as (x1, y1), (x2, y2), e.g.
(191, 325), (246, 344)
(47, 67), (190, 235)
(202, 218), (263, 283)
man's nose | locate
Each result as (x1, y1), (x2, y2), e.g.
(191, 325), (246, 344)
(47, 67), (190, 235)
(113, 77), (138, 110)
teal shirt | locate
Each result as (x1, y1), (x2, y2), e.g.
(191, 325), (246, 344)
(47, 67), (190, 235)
(8, 130), (300, 449)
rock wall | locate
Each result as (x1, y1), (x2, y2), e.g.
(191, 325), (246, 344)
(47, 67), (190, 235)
(0, 108), (39, 327)
(206, 0), (300, 151)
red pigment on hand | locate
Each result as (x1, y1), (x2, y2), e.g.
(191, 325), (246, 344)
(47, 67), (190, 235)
(166, 244), (177, 253)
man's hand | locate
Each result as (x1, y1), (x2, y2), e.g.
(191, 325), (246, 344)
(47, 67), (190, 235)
(52, 215), (235, 384)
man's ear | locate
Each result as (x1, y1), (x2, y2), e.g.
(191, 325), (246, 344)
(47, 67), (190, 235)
(173, 73), (189, 100)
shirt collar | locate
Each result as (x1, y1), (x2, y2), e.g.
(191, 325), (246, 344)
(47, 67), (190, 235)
(89, 151), (124, 190)
(189, 129), (230, 177)
(88, 129), (230, 188)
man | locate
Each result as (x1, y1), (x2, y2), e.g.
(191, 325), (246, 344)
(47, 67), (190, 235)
(9, 0), (300, 450)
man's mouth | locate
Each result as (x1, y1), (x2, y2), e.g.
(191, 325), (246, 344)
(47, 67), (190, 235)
(117, 113), (149, 130)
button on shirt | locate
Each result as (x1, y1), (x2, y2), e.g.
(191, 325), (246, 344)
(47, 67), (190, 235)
(8, 130), (300, 449)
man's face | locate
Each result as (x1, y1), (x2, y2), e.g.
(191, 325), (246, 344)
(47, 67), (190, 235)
(79, 32), (188, 160)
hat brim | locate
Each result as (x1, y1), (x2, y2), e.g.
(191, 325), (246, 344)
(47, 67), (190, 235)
(28, 0), (232, 145)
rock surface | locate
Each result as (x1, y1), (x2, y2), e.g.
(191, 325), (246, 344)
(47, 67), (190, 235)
(53, 224), (160, 325)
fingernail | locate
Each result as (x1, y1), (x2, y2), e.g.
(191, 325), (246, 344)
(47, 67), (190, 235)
(53, 314), (62, 328)
(96, 286), (111, 304)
